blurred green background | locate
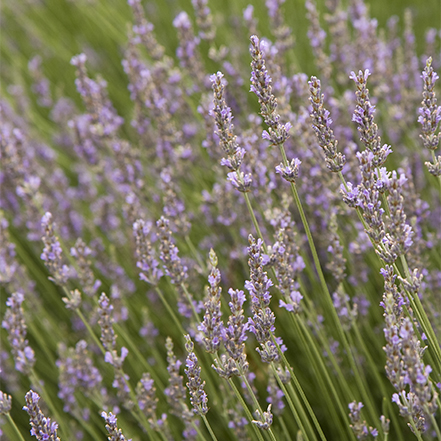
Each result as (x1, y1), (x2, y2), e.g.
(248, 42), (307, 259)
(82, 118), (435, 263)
(1, 0), (440, 122)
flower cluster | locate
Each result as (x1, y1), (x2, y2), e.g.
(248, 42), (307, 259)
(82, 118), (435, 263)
(249, 35), (292, 146)
(184, 335), (208, 415)
(2, 292), (35, 374)
(246, 235), (282, 363)
(23, 390), (60, 441)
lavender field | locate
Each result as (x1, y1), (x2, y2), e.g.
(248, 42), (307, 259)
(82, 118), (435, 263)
(1, 0), (441, 440)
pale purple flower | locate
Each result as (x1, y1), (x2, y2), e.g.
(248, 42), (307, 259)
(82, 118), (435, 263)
(246, 235), (282, 363)
(23, 390), (60, 441)
(275, 158), (301, 183)
(101, 411), (132, 441)
(184, 335), (208, 415)
(309, 76), (346, 172)
(418, 57), (441, 176)
(2, 292), (35, 374)
(249, 35), (291, 145)
(40, 212), (70, 286)
(0, 391), (12, 415)
(199, 249), (223, 353)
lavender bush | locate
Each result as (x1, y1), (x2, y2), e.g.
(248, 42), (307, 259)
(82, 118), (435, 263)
(1, 0), (441, 440)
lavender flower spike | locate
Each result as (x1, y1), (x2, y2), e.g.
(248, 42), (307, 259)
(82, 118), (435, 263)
(198, 249), (223, 353)
(210, 71), (253, 193)
(308, 76), (346, 172)
(213, 288), (249, 379)
(0, 391), (12, 415)
(418, 57), (441, 176)
(184, 335), (209, 415)
(41, 212), (69, 286)
(349, 69), (391, 167)
(419, 57), (441, 151)
(209, 72), (241, 162)
(275, 157), (301, 183)
(246, 234), (284, 363)
(23, 390), (60, 441)
(249, 35), (291, 145)
(348, 401), (378, 439)
(2, 292), (35, 374)
(101, 411), (132, 441)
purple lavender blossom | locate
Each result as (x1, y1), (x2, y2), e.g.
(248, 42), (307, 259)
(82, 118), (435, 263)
(381, 265), (438, 432)
(128, 0), (164, 60)
(275, 158), (301, 183)
(199, 249), (223, 353)
(305, 0), (331, 81)
(246, 235), (283, 363)
(348, 401), (377, 440)
(101, 411), (132, 441)
(227, 170), (252, 193)
(70, 238), (101, 297)
(156, 216), (188, 286)
(136, 373), (160, 427)
(267, 208), (304, 302)
(209, 72), (251, 186)
(164, 337), (195, 437)
(243, 5), (258, 36)
(184, 335), (208, 415)
(2, 292), (35, 374)
(40, 212), (70, 286)
(56, 340), (103, 414)
(249, 35), (291, 145)
(419, 57), (441, 151)
(309, 76), (346, 172)
(378, 171), (414, 261)
(418, 57), (441, 176)
(349, 69), (392, 167)
(133, 219), (163, 285)
(23, 390), (60, 441)
(344, 150), (386, 247)
(98, 293), (131, 405)
(70, 53), (123, 136)
(156, 216), (199, 318)
(332, 289), (357, 331)
(252, 404), (273, 430)
(173, 11), (208, 91)
(191, 0), (215, 42)
(213, 288), (249, 379)
(0, 391), (12, 415)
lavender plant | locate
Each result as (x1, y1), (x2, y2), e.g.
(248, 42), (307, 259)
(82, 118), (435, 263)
(1, 0), (441, 440)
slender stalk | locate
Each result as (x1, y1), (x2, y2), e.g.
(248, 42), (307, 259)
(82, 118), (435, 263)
(284, 178), (379, 425)
(202, 415), (219, 441)
(5, 413), (26, 441)
(227, 378), (266, 441)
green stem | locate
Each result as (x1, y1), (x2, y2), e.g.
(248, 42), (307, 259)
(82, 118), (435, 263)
(428, 412), (441, 441)
(115, 323), (165, 389)
(155, 286), (186, 336)
(202, 415), (219, 441)
(272, 340), (323, 441)
(5, 413), (26, 441)
(285, 180), (379, 426)
(227, 378), (266, 441)
(238, 366), (278, 441)
(293, 316), (356, 441)
(270, 363), (313, 441)
(351, 323), (405, 441)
